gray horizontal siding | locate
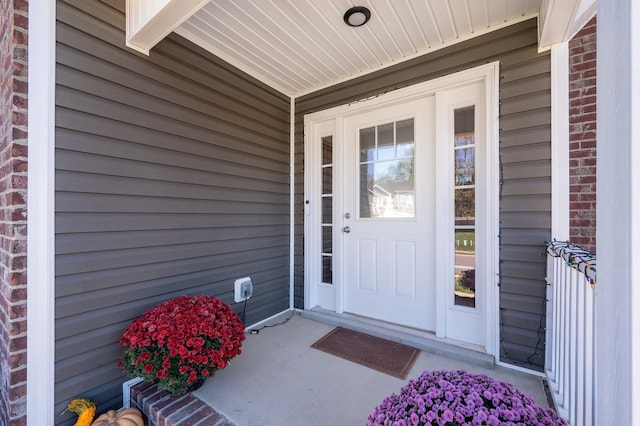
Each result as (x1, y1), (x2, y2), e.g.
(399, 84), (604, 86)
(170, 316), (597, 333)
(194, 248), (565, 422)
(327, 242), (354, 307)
(499, 49), (551, 370)
(295, 18), (550, 370)
(55, 0), (290, 424)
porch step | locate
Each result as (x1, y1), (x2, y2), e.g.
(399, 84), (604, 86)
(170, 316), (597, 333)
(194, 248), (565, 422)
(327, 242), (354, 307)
(301, 308), (495, 369)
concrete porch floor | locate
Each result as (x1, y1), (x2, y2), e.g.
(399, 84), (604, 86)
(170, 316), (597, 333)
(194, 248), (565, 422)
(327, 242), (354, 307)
(188, 310), (550, 426)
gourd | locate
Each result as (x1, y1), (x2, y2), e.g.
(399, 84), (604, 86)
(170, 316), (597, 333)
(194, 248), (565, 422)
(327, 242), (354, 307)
(65, 398), (96, 426)
(90, 408), (144, 426)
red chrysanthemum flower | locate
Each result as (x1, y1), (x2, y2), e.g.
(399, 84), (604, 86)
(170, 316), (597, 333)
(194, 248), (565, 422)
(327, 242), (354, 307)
(118, 295), (245, 395)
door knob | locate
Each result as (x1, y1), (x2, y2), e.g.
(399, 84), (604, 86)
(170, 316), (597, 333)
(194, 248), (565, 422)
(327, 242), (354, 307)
(343, 226), (351, 233)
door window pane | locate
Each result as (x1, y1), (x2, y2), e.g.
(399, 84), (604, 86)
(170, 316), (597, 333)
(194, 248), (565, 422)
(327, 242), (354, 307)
(455, 228), (475, 307)
(321, 136), (333, 285)
(453, 106), (476, 307)
(454, 188), (475, 225)
(322, 167), (332, 194)
(396, 118), (415, 159)
(322, 136), (332, 165)
(455, 147), (475, 185)
(322, 197), (332, 224)
(322, 226), (332, 253)
(360, 127), (376, 162)
(377, 123), (395, 160)
(396, 118), (414, 143)
(359, 119), (415, 218)
(322, 255), (333, 284)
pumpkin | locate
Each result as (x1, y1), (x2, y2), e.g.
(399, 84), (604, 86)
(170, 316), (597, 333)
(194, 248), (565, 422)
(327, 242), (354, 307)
(90, 408), (144, 426)
(65, 398), (96, 426)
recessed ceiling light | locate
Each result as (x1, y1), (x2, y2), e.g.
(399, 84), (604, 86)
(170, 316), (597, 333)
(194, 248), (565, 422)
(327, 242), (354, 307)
(343, 6), (371, 27)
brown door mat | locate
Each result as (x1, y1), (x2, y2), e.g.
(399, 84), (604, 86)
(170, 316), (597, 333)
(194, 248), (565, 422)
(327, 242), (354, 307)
(311, 327), (419, 379)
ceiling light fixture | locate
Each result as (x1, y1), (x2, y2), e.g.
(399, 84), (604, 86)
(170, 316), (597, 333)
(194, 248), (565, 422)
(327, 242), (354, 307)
(343, 6), (371, 27)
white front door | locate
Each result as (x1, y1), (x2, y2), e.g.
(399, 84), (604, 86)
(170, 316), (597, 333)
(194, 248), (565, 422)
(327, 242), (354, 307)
(304, 63), (498, 353)
(342, 98), (436, 330)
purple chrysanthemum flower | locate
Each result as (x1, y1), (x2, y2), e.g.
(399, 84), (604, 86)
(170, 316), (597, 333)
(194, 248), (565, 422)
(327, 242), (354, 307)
(442, 409), (454, 422)
(366, 370), (567, 426)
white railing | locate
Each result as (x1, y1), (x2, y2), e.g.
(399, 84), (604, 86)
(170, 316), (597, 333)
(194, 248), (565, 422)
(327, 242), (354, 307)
(545, 241), (596, 426)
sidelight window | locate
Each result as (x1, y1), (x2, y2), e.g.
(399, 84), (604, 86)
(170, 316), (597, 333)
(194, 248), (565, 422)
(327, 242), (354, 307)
(321, 136), (333, 284)
(453, 106), (476, 308)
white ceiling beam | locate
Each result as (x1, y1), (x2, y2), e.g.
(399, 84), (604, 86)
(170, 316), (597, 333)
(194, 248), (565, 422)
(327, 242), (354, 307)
(126, 0), (210, 55)
(538, 0), (596, 51)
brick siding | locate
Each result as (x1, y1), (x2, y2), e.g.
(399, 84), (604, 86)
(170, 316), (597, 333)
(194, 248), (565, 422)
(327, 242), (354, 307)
(569, 17), (597, 253)
(131, 381), (235, 426)
(0, 0), (28, 425)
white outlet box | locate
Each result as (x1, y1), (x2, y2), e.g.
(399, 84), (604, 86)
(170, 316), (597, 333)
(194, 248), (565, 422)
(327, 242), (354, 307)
(234, 277), (253, 303)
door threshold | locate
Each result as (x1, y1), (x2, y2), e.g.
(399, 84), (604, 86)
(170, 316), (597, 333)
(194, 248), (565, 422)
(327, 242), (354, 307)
(301, 308), (494, 369)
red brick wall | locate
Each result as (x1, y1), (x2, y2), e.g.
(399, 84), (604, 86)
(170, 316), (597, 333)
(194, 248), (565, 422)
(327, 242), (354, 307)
(569, 17), (597, 253)
(0, 0), (28, 424)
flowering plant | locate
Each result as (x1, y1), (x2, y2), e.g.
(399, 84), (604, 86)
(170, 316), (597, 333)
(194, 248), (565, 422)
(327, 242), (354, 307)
(118, 295), (245, 395)
(367, 370), (567, 426)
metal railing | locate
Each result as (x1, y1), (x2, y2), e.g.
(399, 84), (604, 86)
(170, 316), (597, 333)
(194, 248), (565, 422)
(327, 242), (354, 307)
(545, 241), (596, 426)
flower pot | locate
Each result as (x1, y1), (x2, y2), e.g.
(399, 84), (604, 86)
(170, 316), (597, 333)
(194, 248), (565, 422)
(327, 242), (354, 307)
(186, 378), (207, 393)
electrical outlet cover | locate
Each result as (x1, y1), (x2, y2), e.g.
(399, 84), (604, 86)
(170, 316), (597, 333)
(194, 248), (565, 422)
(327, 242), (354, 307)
(234, 277), (252, 303)
(241, 280), (253, 298)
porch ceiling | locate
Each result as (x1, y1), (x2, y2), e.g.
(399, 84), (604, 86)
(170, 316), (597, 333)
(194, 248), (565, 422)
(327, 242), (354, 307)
(173, 0), (541, 97)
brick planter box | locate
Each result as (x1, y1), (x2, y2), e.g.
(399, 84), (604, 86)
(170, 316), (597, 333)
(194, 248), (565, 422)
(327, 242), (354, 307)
(130, 381), (234, 426)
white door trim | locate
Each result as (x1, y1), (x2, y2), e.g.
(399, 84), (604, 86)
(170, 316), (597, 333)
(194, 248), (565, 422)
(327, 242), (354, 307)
(433, 71), (499, 354)
(289, 96), (295, 309)
(27, 0), (56, 422)
(487, 62), (501, 358)
(303, 118), (341, 311)
(304, 62), (499, 355)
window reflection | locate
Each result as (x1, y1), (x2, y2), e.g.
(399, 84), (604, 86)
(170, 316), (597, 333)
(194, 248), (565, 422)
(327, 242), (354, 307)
(453, 107), (476, 308)
(359, 119), (415, 218)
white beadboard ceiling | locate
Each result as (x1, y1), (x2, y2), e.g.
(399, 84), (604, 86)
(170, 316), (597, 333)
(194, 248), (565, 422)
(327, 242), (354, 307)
(174, 0), (541, 97)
